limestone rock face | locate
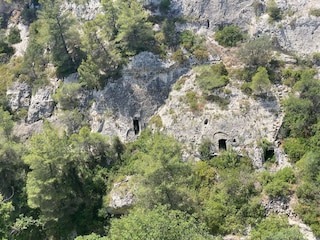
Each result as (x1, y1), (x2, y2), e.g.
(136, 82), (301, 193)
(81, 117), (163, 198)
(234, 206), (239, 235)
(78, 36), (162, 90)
(89, 52), (188, 141)
(171, 0), (320, 55)
(107, 176), (135, 215)
(157, 72), (289, 166)
(6, 82), (32, 112)
(27, 87), (56, 123)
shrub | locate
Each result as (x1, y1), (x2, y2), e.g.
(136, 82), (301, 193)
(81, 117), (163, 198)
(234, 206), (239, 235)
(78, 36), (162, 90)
(251, 67), (271, 95)
(172, 49), (187, 65)
(179, 30), (194, 50)
(259, 167), (295, 198)
(198, 138), (212, 160)
(267, 0), (282, 22)
(52, 83), (82, 110)
(159, 0), (171, 14)
(149, 114), (163, 128)
(312, 52), (320, 65)
(241, 82), (253, 95)
(194, 64), (229, 93)
(193, 47), (209, 62)
(238, 36), (273, 67)
(185, 91), (199, 111)
(309, 8), (320, 17)
(215, 25), (244, 47)
(7, 27), (21, 44)
(283, 137), (308, 163)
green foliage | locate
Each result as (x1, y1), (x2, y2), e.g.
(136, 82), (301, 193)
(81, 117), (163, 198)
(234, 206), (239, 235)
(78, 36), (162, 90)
(250, 215), (305, 240)
(215, 25), (244, 47)
(159, 0), (171, 14)
(194, 63), (229, 94)
(198, 137), (212, 160)
(115, 0), (154, 56)
(202, 151), (263, 234)
(52, 82), (82, 110)
(7, 27), (21, 44)
(251, 67), (271, 95)
(0, 195), (14, 239)
(259, 167), (295, 198)
(238, 36), (272, 67)
(11, 214), (45, 239)
(37, 0), (83, 76)
(309, 8), (320, 17)
(23, 124), (113, 237)
(172, 49), (187, 65)
(267, 0), (282, 22)
(0, 38), (14, 63)
(106, 206), (211, 240)
(149, 114), (163, 128)
(283, 137), (308, 163)
(21, 4), (37, 24)
(283, 70), (319, 138)
(180, 30), (195, 50)
(241, 82), (253, 95)
(185, 91), (200, 111)
(120, 130), (195, 213)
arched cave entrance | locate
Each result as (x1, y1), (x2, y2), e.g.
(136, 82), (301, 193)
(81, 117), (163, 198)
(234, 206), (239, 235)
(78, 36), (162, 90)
(133, 117), (140, 135)
(218, 139), (227, 151)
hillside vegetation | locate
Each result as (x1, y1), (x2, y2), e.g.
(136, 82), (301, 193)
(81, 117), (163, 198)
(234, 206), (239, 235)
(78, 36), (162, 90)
(0, 0), (320, 239)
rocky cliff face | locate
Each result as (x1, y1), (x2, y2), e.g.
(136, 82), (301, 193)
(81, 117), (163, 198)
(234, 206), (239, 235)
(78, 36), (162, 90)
(172, 0), (320, 55)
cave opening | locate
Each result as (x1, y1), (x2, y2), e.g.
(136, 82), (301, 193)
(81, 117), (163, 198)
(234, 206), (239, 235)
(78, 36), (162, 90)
(133, 118), (140, 135)
(265, 149), (275, 161)
(218, 139), (227, 151)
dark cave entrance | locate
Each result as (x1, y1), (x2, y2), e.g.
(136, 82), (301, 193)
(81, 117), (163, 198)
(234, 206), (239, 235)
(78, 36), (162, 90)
(133, 118), (140, 135)
(265, 149), (275, 161)
(218, 139), (227, 151)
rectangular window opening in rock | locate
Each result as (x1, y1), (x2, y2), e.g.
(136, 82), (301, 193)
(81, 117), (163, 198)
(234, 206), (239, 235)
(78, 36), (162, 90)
(218, 139), (227, 151)
(133, 118), (140, 135)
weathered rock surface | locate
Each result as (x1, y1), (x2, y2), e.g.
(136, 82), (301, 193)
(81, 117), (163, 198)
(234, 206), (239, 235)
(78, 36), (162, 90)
(27, 87), (56, 123)
(107, 176), (135, 215)
(6, 81), (31, 112)
(171, 0), (320, 55)
(89, 52), (188, 141)
(157, 71), (287, 166)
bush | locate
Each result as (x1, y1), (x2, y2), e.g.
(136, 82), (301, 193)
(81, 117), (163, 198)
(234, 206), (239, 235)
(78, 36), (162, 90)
(159, 0), (171, 14)
(7, 27), (21, 44)
(241, 82), (253, 95)
(309, 8), (320, 17)
(238, 36), (272, 67)
(267, 0), (282, 22)
(198, 138), (212, 160)
(259, 167), (295, 198)
(179, 30), (194, 50)
(52, 83), (82, 110)
(185, 91), (199, 111)
(251, 215), (304, 240)
(194, 63), (229, 93)
(172, 49), (187, 65)
(251, 66), (271, 95)
(193, 47), (209, 62)
(283, 137), (308, 163)
(215, 25), (244, 47)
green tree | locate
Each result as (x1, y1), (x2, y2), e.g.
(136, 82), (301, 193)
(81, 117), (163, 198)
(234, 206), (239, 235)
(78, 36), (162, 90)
(121, 130), (196, 213)
(251, 215), (304, 240)
(37, 0), (83, 76)
(238, 36), (272, 67)
(0, 195), (14, 239)
(106, 206), (212, 240)
(23, 124), (112, 237)
(215, 25), (244, 47)
(115, 0), (154, 56)
(251, 67), (271, 95)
